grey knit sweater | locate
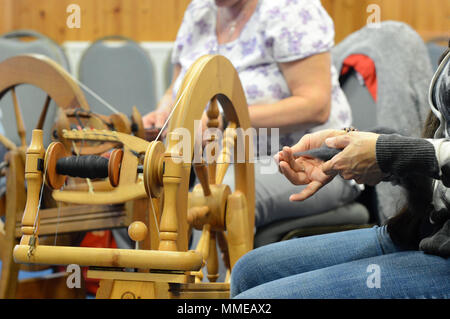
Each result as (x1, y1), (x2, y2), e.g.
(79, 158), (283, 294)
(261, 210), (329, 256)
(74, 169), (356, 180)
(376, 134), (450, 257)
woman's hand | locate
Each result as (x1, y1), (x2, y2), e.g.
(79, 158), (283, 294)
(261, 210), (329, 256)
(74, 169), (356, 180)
(322, 131), (384, 186)
(142, 64), (181, 131)
(276, 129), (347, 201)
(142, 107), (170, 129)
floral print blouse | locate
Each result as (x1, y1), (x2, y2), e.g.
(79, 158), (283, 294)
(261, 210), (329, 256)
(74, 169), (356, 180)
(171, 0), (352, 154)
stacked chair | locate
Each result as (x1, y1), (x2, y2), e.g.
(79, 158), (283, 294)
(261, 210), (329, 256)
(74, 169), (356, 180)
(78, 35), (158, 116)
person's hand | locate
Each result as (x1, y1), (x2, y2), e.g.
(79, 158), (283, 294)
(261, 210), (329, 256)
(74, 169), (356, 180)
(276, 129), (347, 201)
(322, 131), (384, 186)
(142, 107), (170, 129)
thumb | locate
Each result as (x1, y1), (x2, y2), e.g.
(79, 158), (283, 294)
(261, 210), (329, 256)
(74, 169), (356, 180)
(321, 158), (339, 177)
(325, 135), (351, 150)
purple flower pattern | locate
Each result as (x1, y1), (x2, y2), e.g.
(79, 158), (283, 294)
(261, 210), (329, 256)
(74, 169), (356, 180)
(268, 83), (289, 100)
(299, 9), (313, 24)
(320, 24), (329, 34)
(241, 37), (258, 56)
(245, 84), (265, 101)
(279, 27), (307, 54)
(195, 19), (211, 35)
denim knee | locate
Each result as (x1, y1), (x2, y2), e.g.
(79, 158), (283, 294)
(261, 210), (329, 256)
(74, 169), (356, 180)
(230, 249), (265, 298)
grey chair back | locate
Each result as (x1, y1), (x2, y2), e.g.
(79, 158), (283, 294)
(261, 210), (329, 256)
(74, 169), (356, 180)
(332, 21), (434, 223)
(339, 68), (377, 130)
(78, 36), (157, 117)
(0, 30), (71, 147)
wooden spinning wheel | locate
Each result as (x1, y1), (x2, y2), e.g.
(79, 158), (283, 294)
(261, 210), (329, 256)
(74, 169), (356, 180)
(0, 54), (146, 298)
(0, 54), (92, 299)
(13, 54), (255, 299)
(0, 54), (90, 149)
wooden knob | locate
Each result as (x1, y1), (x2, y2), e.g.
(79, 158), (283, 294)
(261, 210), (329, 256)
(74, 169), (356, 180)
(128, 221), (148, 242)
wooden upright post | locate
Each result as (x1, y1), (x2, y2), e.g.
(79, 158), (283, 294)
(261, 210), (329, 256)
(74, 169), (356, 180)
(19, 129), (45, 246)
(158, 132), (183, 252)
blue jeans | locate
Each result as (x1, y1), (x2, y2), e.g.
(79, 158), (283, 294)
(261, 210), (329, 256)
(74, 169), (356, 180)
(230, 226), (450, 298)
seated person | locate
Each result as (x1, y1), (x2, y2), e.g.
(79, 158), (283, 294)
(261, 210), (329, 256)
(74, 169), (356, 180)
(143, 0), (360, 229)
(230, 45), (450, 298)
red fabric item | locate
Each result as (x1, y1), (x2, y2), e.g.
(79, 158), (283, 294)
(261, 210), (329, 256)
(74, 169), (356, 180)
(80, 230), (118, 295)
(341, 54), (378, 102)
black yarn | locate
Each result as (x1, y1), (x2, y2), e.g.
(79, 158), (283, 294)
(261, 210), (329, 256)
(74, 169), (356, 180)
(56, 155), (109, 179)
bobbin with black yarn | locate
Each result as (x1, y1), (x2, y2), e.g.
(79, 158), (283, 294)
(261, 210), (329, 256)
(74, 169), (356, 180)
(56, 155), (109, 179)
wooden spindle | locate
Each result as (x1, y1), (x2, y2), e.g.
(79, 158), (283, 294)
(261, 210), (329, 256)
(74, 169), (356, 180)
(207, 231), (219, 282)
(216, 122), (237, 185)
(158, 132), (183, 252)
(206, 98), (220, 184)
(206, 98), (220, 129)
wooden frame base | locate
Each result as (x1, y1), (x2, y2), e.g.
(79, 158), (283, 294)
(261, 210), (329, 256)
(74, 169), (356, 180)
(89, 270), (230, 299)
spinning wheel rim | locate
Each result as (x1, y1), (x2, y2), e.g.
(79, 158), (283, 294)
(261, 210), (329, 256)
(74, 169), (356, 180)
(0, 54), (89, 110)
(168, 55), (255, 251)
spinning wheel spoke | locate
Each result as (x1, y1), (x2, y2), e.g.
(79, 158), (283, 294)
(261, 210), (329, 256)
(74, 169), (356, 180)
(206, 97), (220, 183)
(0, 133), (18, 151)
(206, 230), (219, 282)
(193, 223), (211, 282)
(10, 87), (27, 148)
(131, 106), (145, 139)
(216, 121), (237, 185)
(36, 95), (52, 130)
(193, 160), (212, 197)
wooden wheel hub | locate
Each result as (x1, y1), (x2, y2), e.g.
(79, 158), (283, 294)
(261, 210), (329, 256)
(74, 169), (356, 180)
(188, 184), (231, 231)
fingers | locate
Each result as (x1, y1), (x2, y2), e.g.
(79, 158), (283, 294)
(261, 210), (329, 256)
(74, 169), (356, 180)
(155, 110), (169, 128)
(289, 134), (312, 154)
(282, 147), (306, 173)
(142, 113), (156, 129)
(325, 134), (351, 150)
(289, 181), (324, 202)
(321, 157), (338, 176)
(279, 161), (308, 185)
